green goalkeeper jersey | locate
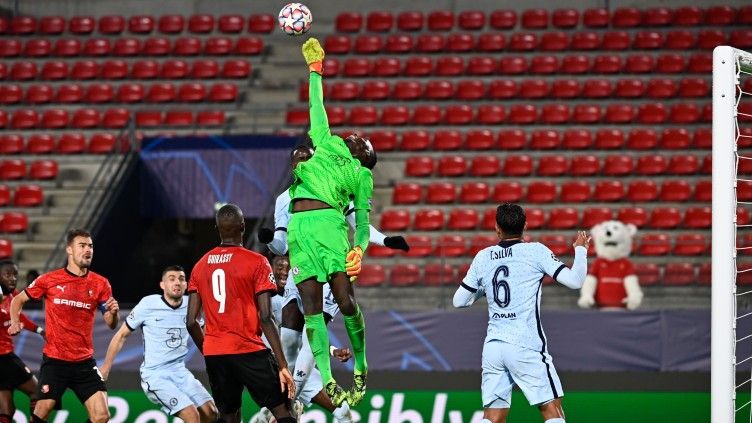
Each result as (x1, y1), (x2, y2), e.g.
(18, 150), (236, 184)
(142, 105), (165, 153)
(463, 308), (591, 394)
(289, 71), (374, 250)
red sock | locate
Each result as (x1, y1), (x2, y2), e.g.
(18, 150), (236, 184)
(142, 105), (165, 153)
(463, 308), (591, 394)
(0, 413), (13, 423)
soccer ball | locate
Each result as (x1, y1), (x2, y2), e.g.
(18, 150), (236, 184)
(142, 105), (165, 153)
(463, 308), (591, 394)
(278, 3), (312, 36)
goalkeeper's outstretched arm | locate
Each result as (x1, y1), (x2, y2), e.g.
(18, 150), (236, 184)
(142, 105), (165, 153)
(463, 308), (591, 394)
(302, 38), (331, 145)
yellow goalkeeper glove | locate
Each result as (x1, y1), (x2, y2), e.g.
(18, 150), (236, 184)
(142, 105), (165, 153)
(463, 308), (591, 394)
(302, 38), (325, 73)
(345, 246), (363, 282)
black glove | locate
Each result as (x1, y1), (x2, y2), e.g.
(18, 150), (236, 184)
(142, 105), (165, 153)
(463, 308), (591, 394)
(258, 227), (274, 244)
(384, 236), (410, 251)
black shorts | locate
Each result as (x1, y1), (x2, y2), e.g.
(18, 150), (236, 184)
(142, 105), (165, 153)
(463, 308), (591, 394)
(204, 349), (288, 414)
(37, 355), (106, 403)
(0, 353), (33, 390)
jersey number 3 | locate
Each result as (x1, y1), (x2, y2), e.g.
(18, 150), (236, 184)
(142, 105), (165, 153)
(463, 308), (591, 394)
(212, 269), (226, 314)
(492, 266), (511, 308)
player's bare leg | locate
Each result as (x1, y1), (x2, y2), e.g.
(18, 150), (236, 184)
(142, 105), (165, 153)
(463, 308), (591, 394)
(298, 277), (348, 405)
(32, 399), (56, 421)
(328, 271), (367, 405)
(82, 391), (110, 423)
(17, 376), (39, 420)
(175, 405), (201, 423)
(539, 398), (566, 422)
(482, 407), (510, 423)
(268, 401), (296, 423)
(0, 390), (14, 423)
(310, 390), (353, 422)
(197, 400), (219, 423)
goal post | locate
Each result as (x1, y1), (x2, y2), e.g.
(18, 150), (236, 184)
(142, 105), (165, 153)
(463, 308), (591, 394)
(712, 46), (752, 423)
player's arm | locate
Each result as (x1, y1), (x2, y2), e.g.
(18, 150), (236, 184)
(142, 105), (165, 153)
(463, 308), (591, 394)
(186, 292), (204, 353)
(345, 205), (410, 251)
(302, 38), (333, 147)
(20, 312), (44, 337)
(100, 323), (133, 380)
(258, 291), (295, 399)
(542, 231), (591, 289)
(263, 192), (291, 255)
(101, 297), (120, 329)
(7, 290), (30, 335)
(453, 255), (485, 308)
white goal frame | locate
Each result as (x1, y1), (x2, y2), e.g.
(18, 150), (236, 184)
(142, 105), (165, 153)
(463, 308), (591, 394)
(713, 45), (752, 423)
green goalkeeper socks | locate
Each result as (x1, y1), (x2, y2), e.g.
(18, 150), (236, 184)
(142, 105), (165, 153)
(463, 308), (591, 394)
(343, 305), (368, 375)
(304, 313), (334, 385)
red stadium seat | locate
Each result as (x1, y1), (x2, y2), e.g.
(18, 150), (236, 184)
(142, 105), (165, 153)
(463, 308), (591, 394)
(649, 207), (682, 229)
(380, 209), (410, 231)
(470, 156), (500, 177)
(633, 31), (664, 49)
(562, 130), (593, 150)
(592, 55), (622, 73)
(153, 15), (183, 34)
(437, 156), (467, 177)
(366, 11), (393, 32)
(0, 160), (25, 180)
(553, 9), (579, 28)
(112, 38), (141, 56)
(188, 14), (214, 33)
(560, 181), (592, 203)
(128, 15), (153, 34)
(698, 30), (727, 49)
(583, 79), (613, 98)
(459, 10), (485, 30)
(146, 83), (176, 103)
(416, 35), (445, 53)
(428, 10), (454, 31)
(671, 103), (701, 124)
(582, 208), (613, 228)
(688, 53), (712, 74)
(209, 83), (237, 102)
(131, 60), (158, 79)
(612, 7), (641, 27)
(684, 207), (712, 229)
(663, 263), (697, 285)
(460, 182), (490, 204)
(498, 129), (527, 150)
(595, 129), (625, 149)
(171, 37), (200, 56)
(665, 30), (696, 49)
(10, 16), (36, 34)
(222, 60), (251, 78)
(56, 134), (86, 155)
(457, 80), (486, 100)
(526, 181), (556, 203)
(11, 109), (39, 129)
(162, 110), (192, 127)
(0, 186), (8, 207)
(673, 234), (708, 257)
(638, 103), (668, 124)
(404, 236), (434, 257)
(470, 235), (498, 256)
(412, 105), (443, 125)
(435, 56), (464, 76)
(1, 213), (28, 233)
(38, 16), (65, 35)
(341, 58), (370, 77)
(540, 32), (568, 51)
(447, 209), (479, 230)
(0, 84), (21, 104)
(100, 108), (129, 129)
(537, 156), (569, 176)
(492, 182), (523, 203)
(526, 209), (546, 230)
(529, 55), (559, 75)
(638, 234), (671, 256)
(24, 39), (52, 57)
(0, 39), (21, 57)
(203, 37), (232, 55)
(668, 155), (700, 175)
(635, 263), (661, 286)
(489, 10), (516, 29)
(354, 35), (382, 54)
(509, 33), (538, 51)
(626, 129), (658, 150)
(655, 54), (686, 74)
(464, 130), (494, 150)
(218, 15), (244, 33)
(603, 31), (631, 50)
(570, 155), (600, 176)
(426, 182), (456, 204)
(0, 135), (22, 155)
(444, 105), (473, 125)
(635, 155), (667, 176)
(248, 14), (274, 33)
(10, 62), (36, 81)
(508, 105), (537, 124)
(385, 35), (413, 53)
(615, 79), (645, 98)
(626, 180), (658, 202)
(661, 128), (692, 150)
(397, 11), (423, 31)
(695, 128), (712, 150)
(522, 9), (548, 28)
(572, 105), (601, 123)
(234, 37), (263, 55)
(335, 12), (362, 33)
(489, 80), (518, 99)
(503, 155), (532, 176)
(476, 105), (504, 125)
(646, 79), (678, 99)
(381, 106), (409, 126)
(549, 208), (579, 229)
(424, 80), (454, 100)
(520, 79), (550, 99)
(391, 264), (421, 286)
(404, 156), (434, 177)
(398, 130), (428, 151)
(583, 8), (609, 27)
(673, 6), (703, 26)
(593, 180), (624, 202)
(432, 130), (462, 151)
(88, 133), (116, 154)
(618, 207), (648, 228)
(603, 155), (634, 176)
(29, 159), (58, 181)
(571, 32), (601, 50)
(551, 79), (580, 98)
(358, 264), (385, 287)
(392, 183), (422, 205)
(540, 235), (569, 256)
(414, 209), (445, 231)
(530, 130), (560, 149)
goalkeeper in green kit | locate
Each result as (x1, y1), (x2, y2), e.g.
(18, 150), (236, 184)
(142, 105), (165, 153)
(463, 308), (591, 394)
(287, 38), (375, 407)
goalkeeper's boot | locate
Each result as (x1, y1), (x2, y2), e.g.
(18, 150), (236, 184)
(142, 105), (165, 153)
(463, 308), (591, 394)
(326, 380), (349, 407)
(293, 400), (304, 418)
(348, 373), (367, 406)
(249, 407), (273, 423)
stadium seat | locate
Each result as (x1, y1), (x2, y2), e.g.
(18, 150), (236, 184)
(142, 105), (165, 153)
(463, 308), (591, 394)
(116, 83), (145, 103)
(694, 180), (711, 202)
(428, 10), (454, 31)
(89, 133), (116, 154)
(562, 130), (593, 149)
(636, 263), (661, 286)
(433, 130), (462, 151)
(623, 54), (654, 73)
(582, 208), (613, 228)
(671, 103), (701, 123)
(679, 78), (710, 98)
(0, 186), (9, 207)
(143, 37), (171, 56)
(526, 181), (556, 203)
(400, 130), (429, 151)
(162, 110), (191, 126)
(499, 56), (528, 75)
(71, 108), (99, 128)
(551, 79), (580, 98)
(85, 83), (114, 103)
(425, 80), (454, 100)
(540, 32), (568, 51)
(656, 54), (686, 73)
(476, 105), (505, 125)
(426, 182), (456, 204)
(434, 235), (468, 258)
(204, 37), (233, 55)
(603, 155), (634, 176)
(673, 233), (708, 257)
(336, 12), (362, 32)
(437, 156), (466, 177)
(0, 39), (21, 57)
(405, 156), (434, 177)
(222, 60), (250, 78)
(688, 53), (712, 74)
(447, 209), (479, 230)
(404, 235), (434, 258)
(324, 36), (350, 54)
(10, 62), (36, 81)
(521, 79), (551, 99)
(649, 207), (682, 229)
(603, 31), (631, 50)
(0, 213), (28, 233)
(477, 34), (505, 52)
(113, 38), (141, 56)
(668, 155), (700, 175)
(11, 109), (39, 129)
(367, 11), (393, 32)
(638, 234), (671, 256)
(661, 128), (692, 149)
(466, 130), (495, 150)
(509, 33), (538, 51)
(444, 105), (473, 125)
(595, 129), (625, 149)
(412, 105), (442, 125)
(492, 182), (524, 203)
(457, 80), (486, 100)
(635, 155), (668, 175)
(416, 34), (446, 53)
(552, 8), (579, 28)
(393, 183), (422, 205)
(508, 105), (538, 124)
(424, 263), (456, 286)
(530, 56), (560, 74)
(460, 182), (490, 204)
(218, 15), (244, 33)
(57, 134), (86, 154)
(368, 130), (397, 151)
(25, 39), (52, 57)
(684, 207), (712, 229)
(248, 14), (275, 33)
(458, 10), (485, 30)
(615, 79), (646, 98)
(102, 108), (129, 129)
(698, 30), (727, 49)
(570, 155), (600, 176)
(627, 180), (658, 202)
(697, 263), (711, 286)
(13, 185), (43, 207)
(559, 181), (592, 203)
(0, 84), (21, 104)
(397, 11), (424, 31)
(39, 61), (66, 80)
(626, 129), (658, 150)
(380, 209), (410, 231)
(29, 159), (59, 179)
(358, 264), (385, 287)
(633, 31), (664, 49)
(593, 180), (625, 202)
(583, 80), (613, 98)
(503, 155), (532, 176)
(571, 32), (601, 51)
(489, 80), (518, 99)
(390, 264), (421, 287)
(470, 234), (497, 256)
(26, 135), (54, 155)
(572, 105), (601, 123)
(592, 55), (622, 73)
(663, 263), (696, 285)
(618, 207), (649, 228)
(498, 129), (527, 150)
(381, 106), (409, 126)
(414, 209), (445, 231)
(354, 35), (382, 54)
(540, 235), (569, 256)
(537, 156), (569, 176)
(549, 208), (579, 229)
(173, 37), (201, 56)
(470, 156), (500, 177)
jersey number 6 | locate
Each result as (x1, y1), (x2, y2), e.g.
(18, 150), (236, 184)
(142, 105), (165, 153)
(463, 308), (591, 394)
(212, 269), (226, 314)
(492, 266), (511, 308)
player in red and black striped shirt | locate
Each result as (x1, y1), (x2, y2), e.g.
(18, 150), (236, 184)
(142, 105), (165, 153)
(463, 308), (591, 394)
(7, 229), (120, 423)
(187, 204), (295, 423)
(0, 260), (45, 423)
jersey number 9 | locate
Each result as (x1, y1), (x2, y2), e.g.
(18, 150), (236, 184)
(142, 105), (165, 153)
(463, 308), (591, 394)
(492, 266), (511, 308)
(212, 269), (226, 313)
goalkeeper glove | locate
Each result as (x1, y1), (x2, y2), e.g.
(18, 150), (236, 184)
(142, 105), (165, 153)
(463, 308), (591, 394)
(257, 228), (274, 244)
(345, 246), (363, 282)
(384, 236), (410, 252)
(302, 38), (325, 73)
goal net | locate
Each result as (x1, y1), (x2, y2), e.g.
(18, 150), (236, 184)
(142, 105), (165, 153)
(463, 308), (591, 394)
(713, 46), (752, 423)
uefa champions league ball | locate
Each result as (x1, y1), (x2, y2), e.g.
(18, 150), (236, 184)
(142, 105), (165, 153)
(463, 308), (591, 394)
(278, 3), (312, 35)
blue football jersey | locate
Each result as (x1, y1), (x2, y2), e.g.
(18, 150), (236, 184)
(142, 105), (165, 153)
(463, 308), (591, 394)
(126, 295), (192, 371)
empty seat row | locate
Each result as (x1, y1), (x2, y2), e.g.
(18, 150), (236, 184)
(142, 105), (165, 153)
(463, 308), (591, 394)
(0, 82), (239, 104)
(0, 36), (264, 58)
(0, 59), (251, 81)
(404, 154), (711, 178)
(321, 53), (712, 77)
(0, 108), (224, 129)
(393, 179), (714, 205)
(323, 29), (751, 55)
(0, 14), (275, 35)
(365, 127), (718, 151)
(0, 133), (120, 155)
(0, 213), (30, 233)
(302, 77), (711, 102)
(0, 160), (59, 180)
(0, 185), (46, 207)
(335, 6), (752, 33)
(287, 102), (714, 126)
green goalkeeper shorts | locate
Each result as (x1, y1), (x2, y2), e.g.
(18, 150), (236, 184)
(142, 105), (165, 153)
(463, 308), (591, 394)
(288, 208), (350, 285)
